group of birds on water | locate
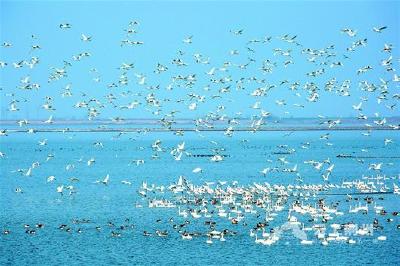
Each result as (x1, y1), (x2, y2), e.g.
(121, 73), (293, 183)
(1, 21), (400, 246)
(3, 176), (400, 246)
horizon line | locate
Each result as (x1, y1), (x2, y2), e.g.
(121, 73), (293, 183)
(2, 125), (399, 134)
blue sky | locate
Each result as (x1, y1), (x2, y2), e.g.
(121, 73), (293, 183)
(1, 0), (399, 120)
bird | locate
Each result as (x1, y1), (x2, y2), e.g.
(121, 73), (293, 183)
(121, 180), (132, 186)
(183, 36), (193, 44)
(87, 158), (95, 166)
(192, 167), (202, 173)
(211, 155), (223, 162)
(56, 185), (64, 195)
(326, 164), (335, 173)
(81, 34), (92, 42)
(352, 102), (362, 111)
(9, 102), (19, 111)
(59, 23), (71, 29)
(44, 115), (53, 124)
(261, 168), (270, 176)
(384, 139), (393, 146)
(95, 174), (110, 185)
(341, 28), (357, 37)
(38, 139), (47, 146)
(131, 159), (145, 166)
(373, 26), (387, 33)
(369, 163), (382, 171)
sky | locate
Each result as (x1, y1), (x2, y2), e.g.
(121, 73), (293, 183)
(1, 0), (400, 121)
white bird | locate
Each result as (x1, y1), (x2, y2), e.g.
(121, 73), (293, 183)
(25, 167), (32, 177)
(384, 139), (393, 146)
(47, 176), (56, 182)
(44, 115), (53, 124)
(192, 167), (202, 173)
(308, 93), (319, 102)
(206, 67), (216, 76)
(9, 102), (19, 111)
(56, 185), (64, 194)
(211, 155), (223, 162)
(81, 34), (92, 42)
(17, 119), (28, 127)
(96, 174), (110, 185)
(341, 28), (357, 37)
(352, 102), (362, 111)
(188, 102), (197, 110)
(177, 142), (185, 151)
(174, 152), (183, 161)
(372, 26), (387, 33)
(121, 180), (132, 186)
(261, 168), (270, 176)
(87, 158), (95, 166)
(183, 35), (193, 44)
(313, 162), (323, 171)
(322, 173), (330, 182)
(326, 164), (335, 173)
(275, 99), (286, 106)
(38, 139), (47, 146)
(94, 142), (104, 148)
(132, 159), (145, 166)
(252, 102), (261, 109)
(369, 163), (382, 171)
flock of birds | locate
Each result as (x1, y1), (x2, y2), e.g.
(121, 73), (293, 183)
(1, 21), (399, 129)
(1, 21), (400, 246)
(3, 177), (400, 246)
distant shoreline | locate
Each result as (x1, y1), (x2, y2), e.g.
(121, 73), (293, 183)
(2, 126), (398, 133)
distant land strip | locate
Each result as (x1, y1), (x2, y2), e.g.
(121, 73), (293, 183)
(2, 126), (399, 133)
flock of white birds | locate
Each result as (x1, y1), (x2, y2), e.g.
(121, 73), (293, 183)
(1, 21), (399, 245)
(1, 22), (399, 124)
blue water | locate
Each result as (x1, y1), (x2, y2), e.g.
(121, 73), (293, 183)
(1, 130), (400, 265)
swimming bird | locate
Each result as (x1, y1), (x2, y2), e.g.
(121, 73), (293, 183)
(56, 185), (64, 195)
(131, 159), (145, 166)
(121, 180), (132, 186)
(192, 167), (202, 173)
(384, 139), (393, 146)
